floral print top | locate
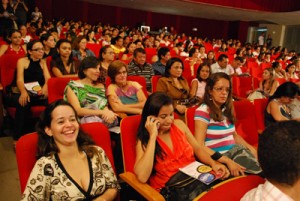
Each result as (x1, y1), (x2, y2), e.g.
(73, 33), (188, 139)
(64, 80), (107, 111)
(21, 146), (119, 201)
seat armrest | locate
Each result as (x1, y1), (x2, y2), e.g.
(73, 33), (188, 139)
(119, 172), (165, 201)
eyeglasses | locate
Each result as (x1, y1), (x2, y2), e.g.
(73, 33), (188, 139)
(32, 48), (45, 52)
(213, 87), (230, 93)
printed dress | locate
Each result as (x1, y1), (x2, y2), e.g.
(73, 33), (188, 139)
(21, 146), (119, 201)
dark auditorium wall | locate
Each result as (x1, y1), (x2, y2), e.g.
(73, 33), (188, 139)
(36, 0), (253, 42)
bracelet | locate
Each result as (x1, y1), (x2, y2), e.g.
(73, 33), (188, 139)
(211, 151), (223, 160)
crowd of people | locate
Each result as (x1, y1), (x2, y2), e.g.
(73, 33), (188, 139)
(1, 9), (300, 201)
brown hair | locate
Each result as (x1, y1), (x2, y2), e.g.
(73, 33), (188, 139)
(107, 60), (128, 83)
(203, 72), (235, 123)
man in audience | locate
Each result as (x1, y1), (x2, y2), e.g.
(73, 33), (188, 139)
(210, 54), (234, 75)
(152, 47), (171, 75)
(229, 56), (244, 76)
(128, 48), (154, 92)
(241, 120), (300, 201)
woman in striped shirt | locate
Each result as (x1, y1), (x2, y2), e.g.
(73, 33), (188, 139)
(194, 72), (261, 177)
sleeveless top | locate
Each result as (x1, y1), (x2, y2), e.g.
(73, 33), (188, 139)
(192, 79), (206, 98)
(5, 45), (26, 56)
(264, 99), (291, 128)
(149, 124), (195, 191)
(12, 58), (45, 87)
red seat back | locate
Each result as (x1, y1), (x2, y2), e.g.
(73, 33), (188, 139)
(185, 106), (197, 135)
(253, 98), (268, 131)
(196, 175), (265, 201)
(47, 77), (79, 104)
(86, 43), (102, 57)
(233, 100), (258, 147)
(232, 76), (253, 98)
(151, 75), (161, 93)
(144, 48), (157, 64)
(0, 54), (24, 92)
(120, 115), (141, 172)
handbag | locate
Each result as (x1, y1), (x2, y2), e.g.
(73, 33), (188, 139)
(160, 171), (213, 201)
(179, 96), (202, 108)
(224, 144), (262, 174)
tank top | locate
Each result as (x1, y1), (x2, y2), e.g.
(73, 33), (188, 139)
(23, 58), (45, 86)
(5, 44), (26, 56)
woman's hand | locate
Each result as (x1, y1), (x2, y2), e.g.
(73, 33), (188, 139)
(102, 108), (117, 124)
(226, 159), (246, 177)
(176, 104), (187, 114)
(19, 91), (30, 107)
(145, 116), (159, 140)
(211, 162), (230, 180)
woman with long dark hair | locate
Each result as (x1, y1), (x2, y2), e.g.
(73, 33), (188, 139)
(21, 100), (119, 200)
(134, 92), (228, 200)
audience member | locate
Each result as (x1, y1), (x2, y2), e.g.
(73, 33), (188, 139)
(11, 0), (29, 26)
(121, 42), (136, 61)
(134, 92), (229, 200)
(203, 50), (216, 66)
(229, 56), (244, 76)
(64, 56), (118, 127)
(72, 35), (95, 61)
(107, 60), (146, 115)
(0, 29), (26, 57)
(6, 40), (50, 142)
(0, 0), (14, 37)
(21, 99), (119, 200)
(152, 47), (171, 75)
(247, 68), (279, 100)
(51, 39), (79, 77)
(110, 36), (125, 59)
(128, 48), (154, 92)
(265, 82), (299, 127)
(272, 61), (287, 79)
(31, 6), (42, 22)
(285, 63), (299, 80)
(190, 62), (210, 99)
(98, 45), (115, 84)
(194, 72), (261, 177)
(40, 33), (56, 58)
(210, 54), (234, 75)
(241, 120), (300, 201)
(156, 57), (191, 118)
(19, 24), (31, 44)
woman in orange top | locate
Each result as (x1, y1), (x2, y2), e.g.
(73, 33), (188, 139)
(134, 92), (229, 199)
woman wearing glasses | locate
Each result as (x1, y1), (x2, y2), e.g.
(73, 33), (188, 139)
(156, 57), (191, 119)
(107, 60), (146, 116)
(7, 39), (50, 142)
(194, 72), (261, 177)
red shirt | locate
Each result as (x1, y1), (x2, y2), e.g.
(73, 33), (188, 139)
(150, 124), (195, 191)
